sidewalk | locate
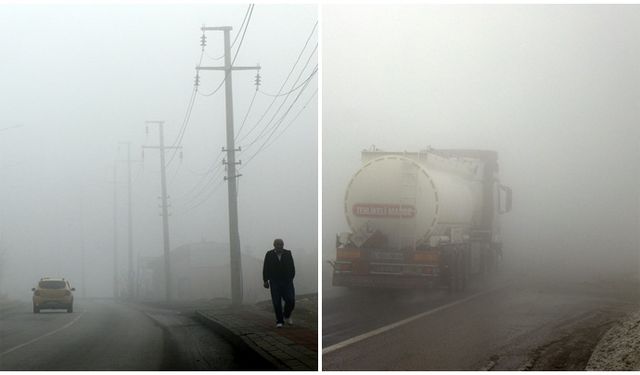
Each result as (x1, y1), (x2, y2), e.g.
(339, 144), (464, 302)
(196, 295), (317, 371)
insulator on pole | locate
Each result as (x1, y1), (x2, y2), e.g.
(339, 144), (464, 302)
(254, 72), (261, 91)
(194, 73), (200, 88)
(200, 33), (207, 50)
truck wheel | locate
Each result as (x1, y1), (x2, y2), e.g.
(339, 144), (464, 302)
(67, 305), (73, 313)
(449, 250), (461, 293)
(443, 248), (457, 293)
(33, 304), (39, 314)
(459, 248), (469, 291)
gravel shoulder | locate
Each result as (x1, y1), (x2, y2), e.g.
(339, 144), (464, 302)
(586, 310), (640, 371)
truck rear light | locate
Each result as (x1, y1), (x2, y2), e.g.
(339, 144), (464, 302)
(65, 290), (71, 296)
(34, 290), (40, 296)
(422, 267), (434, 275)
(337, 249), (361, 260)
(414, 251), (438, 263)
(334, 262), (352, 272)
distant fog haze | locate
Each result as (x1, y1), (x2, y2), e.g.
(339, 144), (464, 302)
(0, 4), (317, 301)
(323, 5), (639, 284)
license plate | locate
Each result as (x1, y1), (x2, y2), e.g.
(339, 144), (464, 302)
(372, 252), (404, 261)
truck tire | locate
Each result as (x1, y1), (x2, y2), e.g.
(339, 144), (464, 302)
(448, 249), (462, 293)
(67, 305), (73, 313)
(460, 247), (470, 291)
(33, 304), (39, 314)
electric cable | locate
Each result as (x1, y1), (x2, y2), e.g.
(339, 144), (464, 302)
(242, 47), (317, 151)
(236, 22), (317, 145)
(204, 4), (252, 61)
(242, 76), (315, 167)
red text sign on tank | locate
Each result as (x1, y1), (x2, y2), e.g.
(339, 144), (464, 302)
(352, 203), (416, 218)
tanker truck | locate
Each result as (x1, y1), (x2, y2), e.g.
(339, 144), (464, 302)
(331, 147), (512, 291)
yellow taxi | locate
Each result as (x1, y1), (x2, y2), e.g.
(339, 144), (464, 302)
(32, 277), (75, 313)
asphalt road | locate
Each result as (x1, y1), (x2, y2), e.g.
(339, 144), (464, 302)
(0, 298), (266, 370)
(322, 267), (639, 370)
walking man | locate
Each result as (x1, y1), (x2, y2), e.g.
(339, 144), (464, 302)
(263, 238), (295, 328)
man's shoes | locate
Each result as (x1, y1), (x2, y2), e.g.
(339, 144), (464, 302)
(276, 323), (283, 328)
(286, 317), (293, 325)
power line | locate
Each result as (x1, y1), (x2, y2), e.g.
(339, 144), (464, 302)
(198, 78), (225, 97)
(231, 4), (253, 66)
(174, 151), (224, 200)
(166, 4), (255, 169)
(235, 90), (258, 141)
(242, 45), (317, 151)
(172, 5), (257, 213)
(176, 176), (226, 215)
(167, 158), (183, 189)
(203, 4), (252, 61)
(242, 75), (316, 167)
(257, 67), (317, 98)
(236, 21), (317, 145)
(198, 4), (254, 98)
(262, 87), (317, 151)
(165, 87), (197, 168)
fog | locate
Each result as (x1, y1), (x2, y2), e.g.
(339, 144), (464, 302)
(0, 4), (317, 302)
(323, 5), (639, 286)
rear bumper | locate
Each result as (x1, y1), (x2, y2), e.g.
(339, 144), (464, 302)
(33, 297), (73, 309)
(332, 273), (438, 289)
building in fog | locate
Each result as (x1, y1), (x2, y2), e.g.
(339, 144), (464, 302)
(139, 241), (265, 303)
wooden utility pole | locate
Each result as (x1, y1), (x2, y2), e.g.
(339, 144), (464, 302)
(117, 142), (135, 299)
(113, 162), (119, 298)
(143, 120), (181, 302)
(196, 25), (260, 306)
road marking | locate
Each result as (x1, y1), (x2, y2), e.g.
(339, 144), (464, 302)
(0, 312), (85, 357)
(322, 289), (496, 355)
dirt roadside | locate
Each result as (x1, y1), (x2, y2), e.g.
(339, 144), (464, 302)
(586, 310), (640, 370)
(485, 272), (639, 371)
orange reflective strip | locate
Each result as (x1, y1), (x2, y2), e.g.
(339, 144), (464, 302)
(337, 249), (361, 260)
(413, 252), (439, 263)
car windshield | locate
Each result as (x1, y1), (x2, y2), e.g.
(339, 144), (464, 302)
(38, 280), (66, 289)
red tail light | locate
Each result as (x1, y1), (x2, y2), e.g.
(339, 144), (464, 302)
(65, 290), (71, 296)
(34, 290), (40, 296)
(334, 262), (352, 272)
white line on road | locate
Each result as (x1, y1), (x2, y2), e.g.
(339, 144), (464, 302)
(322, 288), (496, 355)
(0, 312), (85, 357)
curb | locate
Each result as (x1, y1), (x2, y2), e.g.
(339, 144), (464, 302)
(194, 311), (286, 370)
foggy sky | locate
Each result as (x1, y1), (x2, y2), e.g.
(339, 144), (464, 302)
(0, 4), (317, 299)
(323, 5), (639, 280)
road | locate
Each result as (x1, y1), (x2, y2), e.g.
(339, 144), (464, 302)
(322, 267), (639, 370)
(0, 298), (270, 370)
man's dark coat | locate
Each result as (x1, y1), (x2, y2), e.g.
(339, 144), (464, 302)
(263, 249), (296, 282)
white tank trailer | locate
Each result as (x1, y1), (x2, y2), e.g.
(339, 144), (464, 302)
(332, 148), (512, 291)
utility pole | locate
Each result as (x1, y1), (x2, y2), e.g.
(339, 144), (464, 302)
(143, 120), (181, 302)
(75, 193), (87, 299)
(118, 142), (135, 300)
(80, 226), (86, 299)
(113, 162), (119, 299)
(197, 26), (260, 306)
